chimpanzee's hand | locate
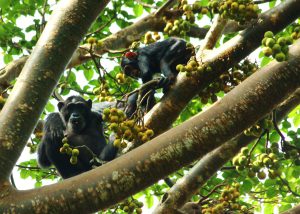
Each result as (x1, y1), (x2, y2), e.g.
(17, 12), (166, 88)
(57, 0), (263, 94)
(158, 74), (176, 93)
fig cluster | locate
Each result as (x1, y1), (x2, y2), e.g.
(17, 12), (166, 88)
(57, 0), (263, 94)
(93, 82), (115, 102)
(202, 184), (250, 214)
(59, 137), (80, 165)
(262, 31), (293, 62)
(244, 117), (272, 137)
(163, 0), (208, 37)
(176, 58), (211, 78)
(196, 60), (257, 104)
(233, 146), (282, 180)
(163, 18), (192, 37)
(144, 32), (161, 44)
(118, 198), (144, 214)
(103, 108), (154, 149)
(208, 0), (259, 24)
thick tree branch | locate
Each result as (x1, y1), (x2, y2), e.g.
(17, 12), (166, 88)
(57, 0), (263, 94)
(283, 203), (300, 213)
(1, 37), (300, 214)
(154, 88), (300, 213)
(198, 15), (228, 52)
(144, 0), (300, 136)
(0, 0), (110, 181)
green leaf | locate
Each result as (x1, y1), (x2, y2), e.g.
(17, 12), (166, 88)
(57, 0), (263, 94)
(240, 179), (252, 193)
(282, 120), (291, 129)
(20, 170), (30, 179)
(270, 132), (280, 142)
(264, 179), (276, 187)
(269, 0), (276, 8)
(45, 102), (55, 112)
(0, 0), (11, 9)
(35, 181), (42, 188)
(293, 114), (300, 127)
(266, 187), (277, 198)
(145, 194), (154, 208)
(68, 71), (76, 83)
(264, 203), (274, 214)
(261, 56), (272, 67)
(3, 54), (13, 64)
(133, 5), (143, 17)
(279, 203), (292, 212)
(84, 69), (94, 81)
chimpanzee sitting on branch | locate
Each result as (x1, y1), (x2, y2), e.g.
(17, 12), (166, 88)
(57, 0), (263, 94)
(37, 96), (118, 179)
(121, 37), (193, 117)
(121, 37), (193, 86)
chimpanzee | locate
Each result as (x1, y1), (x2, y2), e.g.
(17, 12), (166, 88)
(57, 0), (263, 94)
(37, 96), (118, 179)
(121, 37), (193, 86)
(121, 37), (193, 117)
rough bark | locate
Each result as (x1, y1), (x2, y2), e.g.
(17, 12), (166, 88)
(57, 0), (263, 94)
(154, 89), (300, 213)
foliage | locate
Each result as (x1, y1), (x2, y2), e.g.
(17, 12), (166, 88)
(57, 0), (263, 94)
(1, 0), (300, 213)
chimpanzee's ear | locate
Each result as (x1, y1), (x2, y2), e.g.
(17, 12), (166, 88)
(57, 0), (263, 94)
(87, 99), (92, 109)
(57, 101), (65, 111)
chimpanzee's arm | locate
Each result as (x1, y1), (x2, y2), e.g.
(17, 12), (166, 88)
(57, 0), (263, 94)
(138, 54), (153, 83)
(37, 138), (52, 167)
(37, 113), (65, 168)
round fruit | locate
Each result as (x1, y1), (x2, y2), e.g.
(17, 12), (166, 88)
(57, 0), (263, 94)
(264, 31), (274, 38)
(72, 148), (79, 156)
(257, 171), (266, 179)
(262, 47), (272, 56)
(70, 156), (78, 165)
(145, 129), (154, 137)
(275, 52), (286, 62)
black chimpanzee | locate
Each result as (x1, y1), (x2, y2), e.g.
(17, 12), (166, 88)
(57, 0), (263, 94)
(121, 37), (193, 86)
(121, 37), (193, 117)
(37, 96), (117, 179)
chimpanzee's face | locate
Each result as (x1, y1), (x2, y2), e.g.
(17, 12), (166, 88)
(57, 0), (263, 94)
(121, 57), (140, 79)
(123, 64), (140, 79)
(58, 97), (92, 134)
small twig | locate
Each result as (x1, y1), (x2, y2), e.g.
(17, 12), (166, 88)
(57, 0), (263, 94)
(124, 79), (161, 99)
(272, 110), (298, 150)
(199, 183), (227, 204)
(10, 174), (16, 188)
(86, 16), (116, 37)
(265, 129), (270, 151)
(220, 166), (235, 171)
(247, 130), (267, 165)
